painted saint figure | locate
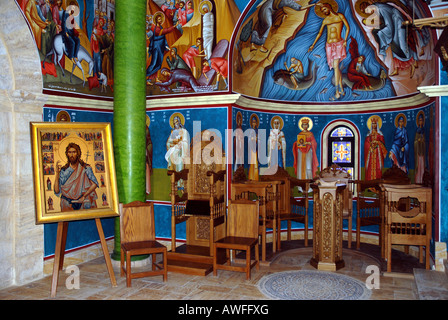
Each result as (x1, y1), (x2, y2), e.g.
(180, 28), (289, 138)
(251, 0), (317, 53)
(165, 113), (189, 172)
(364, 115), (387, 180)
(200, 0), (214, 60)
(146, 115), (153, 194)
(357, 0), (419, 78)
(146, 12), (179, 83)
(202, 58), (228, 90)
(54, 142), (99, 211)
(62, 4), (81, 64)
(284, 57), (304, 89)
(347, 52), (373, 90)
(183, 37), (206, 78)
(389, 114), (410, 174)
(414, 111), (426, 184)
(233, 111), (244, 171)
(248, 114), (260, 181)
(293, 117), (319, 180)
(267, 116), (286, 172)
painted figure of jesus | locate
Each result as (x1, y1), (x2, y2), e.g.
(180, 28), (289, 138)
(308, 0), (350, 100)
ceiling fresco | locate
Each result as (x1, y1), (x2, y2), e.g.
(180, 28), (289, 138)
(232, 0), (436, 102)
(17, 0), (435, 102)
(16, 0), (243, 98)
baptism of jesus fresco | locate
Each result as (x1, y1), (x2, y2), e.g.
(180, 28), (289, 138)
(233, 0), (435, 102)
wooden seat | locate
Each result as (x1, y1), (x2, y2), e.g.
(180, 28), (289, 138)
(213, 199), (260, 280)
(261, 167), (312, 248)
(354, 179), (382, 251)
(231, 181), (279, 261)
(342, 186), (354, 248)
(168, 169), (226, 257)
(120, 201), (168, 287)
(355, 165), (411, 257)
(383, 184), (432, 272)
(168, 130), (227, 258)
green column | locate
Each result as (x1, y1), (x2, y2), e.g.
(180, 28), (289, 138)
(112, 0), (147, 260)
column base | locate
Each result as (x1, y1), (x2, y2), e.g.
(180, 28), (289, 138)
(310, 258), (345, 271)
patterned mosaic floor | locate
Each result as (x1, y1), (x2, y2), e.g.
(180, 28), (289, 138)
(1, 243), (434, 301)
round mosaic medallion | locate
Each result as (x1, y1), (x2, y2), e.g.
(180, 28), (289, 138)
(258, 270), (372, 300)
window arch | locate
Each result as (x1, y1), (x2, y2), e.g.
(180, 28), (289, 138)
(321, 120), (360, 180)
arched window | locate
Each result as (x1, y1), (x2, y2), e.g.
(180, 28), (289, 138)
(328, 126), (355, 177)
(321, 121), (360, 180)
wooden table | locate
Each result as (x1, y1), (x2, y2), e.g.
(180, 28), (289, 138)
(231, 180), (282, 261)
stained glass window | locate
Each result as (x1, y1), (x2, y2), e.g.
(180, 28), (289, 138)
(327, 125), (355, 178)
(330, 127), (354, 137)
(332, 141), (351, 163)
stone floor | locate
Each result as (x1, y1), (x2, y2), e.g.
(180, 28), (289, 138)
(1, 240), (447, 304)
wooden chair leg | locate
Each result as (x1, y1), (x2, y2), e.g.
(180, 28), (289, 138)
(163, 250), (168, 281)
(304, 218), (309, 247)
(126, 253), (132, 287)
(356, 218), (361, 250)
(419, 245), (424, 264)
(287, 221), (291, 241)
(255, 243), (260, 270)
(348, 217), (352, 249)
(277, 220), (281, 251)
(213, 245), (218, 276)
(387, 237), (392, 273)
(246, 246), (251, 280)
(120, 248), (125, 277)
(151, 253), (156, 271)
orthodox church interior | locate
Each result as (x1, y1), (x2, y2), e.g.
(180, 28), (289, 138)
(1, 0), (448, 303)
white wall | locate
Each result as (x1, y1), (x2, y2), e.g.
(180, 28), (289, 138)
(0, 0), (46, 289)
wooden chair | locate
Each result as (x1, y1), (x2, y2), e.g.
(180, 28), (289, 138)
(168, 169), (226, 256)
(354, 179), (382, 250)
(355, 165), (411, 256)
(383, 184), (432, 272)
(213, 199), (260, 280)
(342, 185), (354, 248)
(168, 129), (227, 257)
(120, 201), (168, 287)
(286, 177), (312, 246)
(260, 167), (312, 248)
(231, 182), (278, 261)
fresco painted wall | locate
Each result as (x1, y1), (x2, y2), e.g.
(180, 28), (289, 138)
(141, 103), (436, 240)
(22, 0), (441, 251)
(146, 106), (229, 241)
(17, 0), (436, 101)
(16, 0), (248, 98)
(231, 104), (435, 182)
(41, 99), (436, 250)
(229, 103), (436, 236)
(232, 0), (436, 102)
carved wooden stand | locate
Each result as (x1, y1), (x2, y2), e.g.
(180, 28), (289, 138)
(310, 166), (349, 271)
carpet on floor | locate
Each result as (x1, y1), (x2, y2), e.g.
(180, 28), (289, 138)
(258, 270), (372, 300)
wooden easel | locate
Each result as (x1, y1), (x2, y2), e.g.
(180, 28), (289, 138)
(50, 218), (117, 298)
